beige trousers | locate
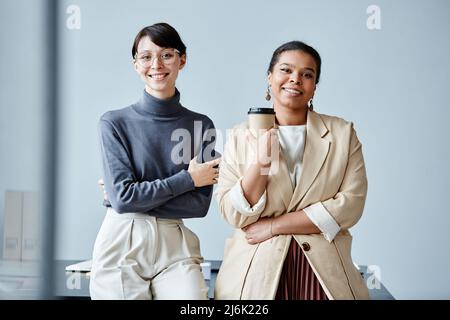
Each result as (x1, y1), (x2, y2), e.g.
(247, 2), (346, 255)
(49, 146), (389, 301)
(89, 208), (208, 300)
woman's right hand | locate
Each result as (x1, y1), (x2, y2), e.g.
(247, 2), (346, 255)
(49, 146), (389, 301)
(188, 157), (221, 187)
(240, 129), (278, 204)
(247, 128), (280, 167)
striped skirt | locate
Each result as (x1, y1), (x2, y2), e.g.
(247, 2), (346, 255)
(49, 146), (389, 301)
(275, 239), (328, 300)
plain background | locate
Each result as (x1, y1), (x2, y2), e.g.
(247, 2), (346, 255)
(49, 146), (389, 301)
(1, 0), (450, 299)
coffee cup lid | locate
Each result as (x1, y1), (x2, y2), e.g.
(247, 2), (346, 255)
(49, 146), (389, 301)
(248, 107), (275, 115)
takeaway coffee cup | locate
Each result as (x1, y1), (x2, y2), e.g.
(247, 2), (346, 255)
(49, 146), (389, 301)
(248, 107), (276, 134)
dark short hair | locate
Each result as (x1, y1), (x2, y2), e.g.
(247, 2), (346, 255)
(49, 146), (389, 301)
(131, 22), (186, 58)
(267, 41), (322, 84)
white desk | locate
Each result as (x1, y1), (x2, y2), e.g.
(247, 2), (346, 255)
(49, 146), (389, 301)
(55, 260), (394, 300)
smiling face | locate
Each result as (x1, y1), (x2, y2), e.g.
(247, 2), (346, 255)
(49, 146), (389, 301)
(133, 36), (186, 99)
(268, 50), (317, 112)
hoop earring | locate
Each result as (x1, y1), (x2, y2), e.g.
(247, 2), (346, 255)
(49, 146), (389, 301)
(265, 86), (271, 101)
(309, 99), (314, 111)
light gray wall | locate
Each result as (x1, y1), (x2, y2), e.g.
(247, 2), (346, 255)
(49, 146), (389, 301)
(0, 0), (50, 298)
(2, 0), (446, 299)
(0, 0), (46, 257)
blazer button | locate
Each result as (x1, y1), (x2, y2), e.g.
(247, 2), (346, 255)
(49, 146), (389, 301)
(302, 242), (311, 252)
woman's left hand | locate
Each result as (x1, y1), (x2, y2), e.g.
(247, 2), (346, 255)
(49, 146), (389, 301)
(242, 218), (274, 245)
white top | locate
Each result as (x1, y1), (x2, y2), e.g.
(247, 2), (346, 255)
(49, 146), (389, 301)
(278, 125), (307, 188)
(229, 126), (340, 242)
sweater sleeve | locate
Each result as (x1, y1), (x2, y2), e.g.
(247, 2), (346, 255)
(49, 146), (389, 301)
(99, 119), (195, 213)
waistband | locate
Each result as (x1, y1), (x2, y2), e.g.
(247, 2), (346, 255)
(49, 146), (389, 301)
(106, 207), (183, 225)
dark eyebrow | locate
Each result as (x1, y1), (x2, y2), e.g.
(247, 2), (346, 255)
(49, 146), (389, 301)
(136, 50), (152, 55)
(137, 48), (171, 54)
(279, 63), (316, 73)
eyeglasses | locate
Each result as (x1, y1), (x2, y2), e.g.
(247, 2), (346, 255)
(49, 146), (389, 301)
(134, 49), (180, 67)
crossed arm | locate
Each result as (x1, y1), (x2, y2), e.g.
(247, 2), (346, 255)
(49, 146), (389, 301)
(222, 126), (367, 245)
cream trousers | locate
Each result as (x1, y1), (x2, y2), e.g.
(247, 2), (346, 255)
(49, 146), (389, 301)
(89, 208), (208, 300)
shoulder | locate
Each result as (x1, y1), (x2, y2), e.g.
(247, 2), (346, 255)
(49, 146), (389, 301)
(100, 104), (135, 122)
(229, 121), (249, 133)
(223, 121), (249, 147)
(222, 121), (248, 140)
(315, 111), (352, 127)
(314, 111), (357, 135)
(313, 111), (362, 148)
(99, 104), (135, 130)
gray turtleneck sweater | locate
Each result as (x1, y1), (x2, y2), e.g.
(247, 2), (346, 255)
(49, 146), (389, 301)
(98, 89), (217, 218)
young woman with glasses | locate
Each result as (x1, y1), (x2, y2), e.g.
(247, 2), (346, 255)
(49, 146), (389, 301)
(90, 23), (220, 300)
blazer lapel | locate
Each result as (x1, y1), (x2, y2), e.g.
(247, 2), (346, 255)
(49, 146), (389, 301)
(287, 110), (330, 212)
(269, 149), (293, 210)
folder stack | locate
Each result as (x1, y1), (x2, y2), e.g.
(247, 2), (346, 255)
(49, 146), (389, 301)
(2, 191), (40, 261)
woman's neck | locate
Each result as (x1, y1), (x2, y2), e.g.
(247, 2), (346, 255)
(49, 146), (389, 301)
(274, 105), (308, 126)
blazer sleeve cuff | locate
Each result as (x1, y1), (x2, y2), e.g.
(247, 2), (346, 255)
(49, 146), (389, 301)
(303, 202), (341, 242)
(229, 178), (267, 216)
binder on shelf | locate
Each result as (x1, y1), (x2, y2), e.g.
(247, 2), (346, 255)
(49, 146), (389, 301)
(3, 191), (23, 260)
(21, 191), (39, 261)
(2, 190), (40, 261)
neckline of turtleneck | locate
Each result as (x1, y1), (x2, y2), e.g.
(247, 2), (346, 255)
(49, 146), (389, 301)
(134, 88), (183, 116)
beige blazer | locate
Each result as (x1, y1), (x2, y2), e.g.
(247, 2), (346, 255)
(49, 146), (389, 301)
(214, 110), (369, 300)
